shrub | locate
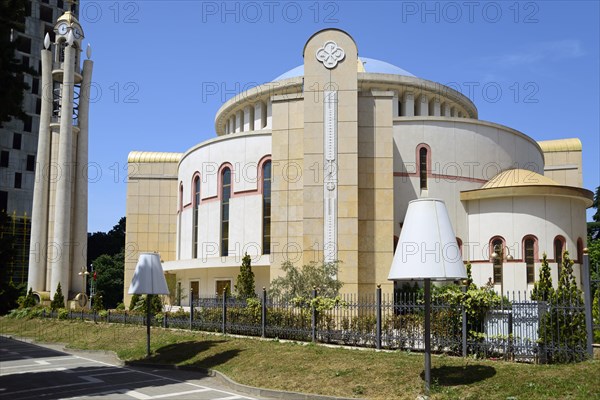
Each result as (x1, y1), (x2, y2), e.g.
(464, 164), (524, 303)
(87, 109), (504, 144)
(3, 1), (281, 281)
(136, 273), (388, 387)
(57, 308), (69, 320)
(20, 288), (37, 308)
(235, 253), (256, 298)
(543, 251), (587, 363)
(50, 283), (65, 310)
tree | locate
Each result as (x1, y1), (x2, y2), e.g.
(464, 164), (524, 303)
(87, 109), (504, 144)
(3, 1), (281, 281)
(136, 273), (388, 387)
(51, 282), (65, 310)
(92, 250), (124, 309)
(540, 251), (587, 363)
(91, 290), (104, 311)
(270, 261), (343, 301)
(588, 186), (600, 239)
(235, 253), (256, 298)
(88, 217), (126, 265)
(21, 287), (36, 308)
(129, 293), (140, 311)
(131, 294), (162, 314)
(531, 253), (554, 301)
(0, 0), (37, 126)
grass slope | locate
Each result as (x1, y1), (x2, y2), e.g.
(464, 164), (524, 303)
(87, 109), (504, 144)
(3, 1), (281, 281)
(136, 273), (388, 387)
(1, 318), (598, 399)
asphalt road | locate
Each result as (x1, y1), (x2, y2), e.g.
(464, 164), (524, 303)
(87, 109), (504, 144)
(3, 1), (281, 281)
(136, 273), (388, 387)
(0, 336), (261, 400)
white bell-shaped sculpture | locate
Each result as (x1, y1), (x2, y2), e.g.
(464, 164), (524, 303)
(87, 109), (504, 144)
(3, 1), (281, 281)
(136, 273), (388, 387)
(128, 252), (169, 295)
(388, 198), (466, 281)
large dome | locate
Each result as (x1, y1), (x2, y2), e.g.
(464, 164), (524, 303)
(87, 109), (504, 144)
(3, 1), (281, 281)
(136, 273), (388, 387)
(273, 57), (416, 81)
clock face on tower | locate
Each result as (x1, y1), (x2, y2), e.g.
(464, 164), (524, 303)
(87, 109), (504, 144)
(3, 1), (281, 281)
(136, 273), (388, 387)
(73, 26), (82, 39)
(57, 22), (68, 35)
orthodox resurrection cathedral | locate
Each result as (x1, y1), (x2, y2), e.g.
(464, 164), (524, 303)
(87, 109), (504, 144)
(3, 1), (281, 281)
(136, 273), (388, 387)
(124, 29), (592, 303)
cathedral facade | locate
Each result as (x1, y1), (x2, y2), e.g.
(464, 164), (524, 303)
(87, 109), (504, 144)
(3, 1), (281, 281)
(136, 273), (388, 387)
(124, 29), (592, 303)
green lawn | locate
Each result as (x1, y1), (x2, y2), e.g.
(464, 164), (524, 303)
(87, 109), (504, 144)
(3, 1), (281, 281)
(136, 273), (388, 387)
(1, 317), (598, 399)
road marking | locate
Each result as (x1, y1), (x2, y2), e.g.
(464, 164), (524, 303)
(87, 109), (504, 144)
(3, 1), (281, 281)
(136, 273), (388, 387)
(0, 366), (66, 376)
(151, 388), (211, 398)
(125, 390), (152, 399)
(34, 360), (50, 365)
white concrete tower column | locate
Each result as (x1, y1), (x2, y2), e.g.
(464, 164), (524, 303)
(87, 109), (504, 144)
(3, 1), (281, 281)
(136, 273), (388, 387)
(50, 37), (76, 302)
(70, 51), (93, 294)
(28, 39), (53, 292)
(392, 91), (399, 117)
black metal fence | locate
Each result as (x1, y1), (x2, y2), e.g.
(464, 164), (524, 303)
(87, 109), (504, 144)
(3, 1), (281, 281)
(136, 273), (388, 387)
(39, 287), (591, 364)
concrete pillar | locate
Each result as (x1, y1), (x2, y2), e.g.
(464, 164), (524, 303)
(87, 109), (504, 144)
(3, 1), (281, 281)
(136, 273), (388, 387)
(225, 119), (230, 134)
(230, 116), (236, 133)
(401, 92), (414, 117)
(243, 105), (254, 131)
(416, 94), (428, 116)
(430, 98), (440, 116)
(50, 42), (76, 302)
(392, 91), (399, 117)
(266, 99), (272, 128)
(70, 57), (93, 295)
(28, 48), (53, 292)
(253, 101), (264, 129)
(451, 106), (457, 117)
(441, 102), (451, 117)
(235, 110), (242, 133)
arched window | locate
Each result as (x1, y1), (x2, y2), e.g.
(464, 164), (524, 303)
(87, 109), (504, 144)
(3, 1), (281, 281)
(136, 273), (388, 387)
(262, 161), (272, 255)
(524, 237), (536, 284)
(419, 147), (428, 190)
(491, 237), (504, 286)
(221, 167), (231, 257)
(554, 236), (565, 277)
(192, 175), (200, 258)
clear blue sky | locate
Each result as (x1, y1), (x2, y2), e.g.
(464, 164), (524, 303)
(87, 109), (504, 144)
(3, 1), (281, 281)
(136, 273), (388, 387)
(80, 0), (600, 232)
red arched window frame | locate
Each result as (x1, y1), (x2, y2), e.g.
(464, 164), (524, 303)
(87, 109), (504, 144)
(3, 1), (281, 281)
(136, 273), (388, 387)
(191, 172), (201, 259)
(416, 143), (431, 190)
(576, 237), (584, 263)
(522, 235), (538, 284)
(490, 236), (506, 285)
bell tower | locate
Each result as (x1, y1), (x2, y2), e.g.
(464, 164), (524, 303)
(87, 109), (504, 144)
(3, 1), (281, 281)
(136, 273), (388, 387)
(28, 3), (93, 306)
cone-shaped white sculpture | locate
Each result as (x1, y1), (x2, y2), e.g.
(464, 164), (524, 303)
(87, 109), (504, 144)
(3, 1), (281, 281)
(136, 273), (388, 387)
(388, 198), (466, 281)
(86, 43), (92, 60)
(44, 33), (50, 49)
(128, 253), (169, 295)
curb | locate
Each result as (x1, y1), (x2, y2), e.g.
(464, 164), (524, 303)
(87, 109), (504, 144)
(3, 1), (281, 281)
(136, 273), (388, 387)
(126, 361), (361, 400)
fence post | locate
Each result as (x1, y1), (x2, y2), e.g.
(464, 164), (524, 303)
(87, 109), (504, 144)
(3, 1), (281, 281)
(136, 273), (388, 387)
(261, 287), (267, 338)
(163, 312), (168, 328)
(189, 288), (194, 331)
(93, 310), (97, 323)
(462, 284), (467, 357)
(222, 288), (227, 334)
(581, 249), (594, 358)
(107, 309), (110, 323)
(124, 311), (127, 325)
(81, 309), (84, 320)
(311, 288), (317, 342)
(376, 285), (382, 350)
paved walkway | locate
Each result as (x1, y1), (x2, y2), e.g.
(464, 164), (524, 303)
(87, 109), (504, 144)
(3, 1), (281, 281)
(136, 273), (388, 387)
(0, 336), (262, 400)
